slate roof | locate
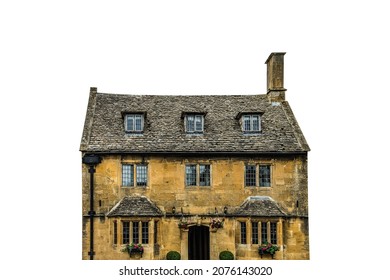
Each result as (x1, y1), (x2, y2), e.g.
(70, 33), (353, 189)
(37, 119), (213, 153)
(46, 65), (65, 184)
(107, 196), (163, 217)
(233, 196), (286, 217)
(80, 91), (309, 153)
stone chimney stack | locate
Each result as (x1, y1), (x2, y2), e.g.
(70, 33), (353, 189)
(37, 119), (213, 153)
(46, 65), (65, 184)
(265, 52), (286, 102)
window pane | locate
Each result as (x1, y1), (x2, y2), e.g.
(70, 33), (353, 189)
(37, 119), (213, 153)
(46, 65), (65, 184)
(260, 165), (271, 187)
(252, 115), (260, 131)
(132, 221), (139, 244)
(261, 222), (267, 244)
(122, 164), (134, 186)
(195, 115), (203, 132)
(199, 164), (210, 186)
(123, 221), (130, 244)
(252, 222), (259, 244)
(240, 222), (247, 244)
(136, 165), (147, 186)
(135, 115), (142, 131)
(142, 222), (149, 244)
(245, 165), (256, 186)
(186, 115), (194, 132)
(126, 115), (134, 131)
(243, 116), (251, 131)
(154, 221), (158, 244)
(270, 222), (277, 244)
(186, 165), (196, 186)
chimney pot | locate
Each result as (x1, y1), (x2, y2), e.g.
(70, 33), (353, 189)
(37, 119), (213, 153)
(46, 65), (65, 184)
(90, 87), (97, 94)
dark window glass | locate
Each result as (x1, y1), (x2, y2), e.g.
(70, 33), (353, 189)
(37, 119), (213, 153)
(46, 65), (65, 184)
(154, 221), (158, 244)
(113, 221), (118, 245)
(142, 222), (149, 244)
(245, 165), (256, 186)
(122, 221), (130, 244)
(240, 222), (247, 244)
(132, 222), (139, 244)
(252, 222), (259, 244)
(261, 222), (268, 244)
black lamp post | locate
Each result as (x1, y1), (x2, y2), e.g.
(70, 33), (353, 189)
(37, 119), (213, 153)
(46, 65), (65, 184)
(82, 154), (101, 260)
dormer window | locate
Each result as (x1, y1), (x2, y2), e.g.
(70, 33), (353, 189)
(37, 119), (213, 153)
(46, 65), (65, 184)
(184, 114), (204, 133)
(124, 114), (144, 133)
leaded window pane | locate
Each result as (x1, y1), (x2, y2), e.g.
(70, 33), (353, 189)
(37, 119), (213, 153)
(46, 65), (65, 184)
(113, 221), (118, 245)
(243, 116), (251, 131)
(135, 115), (142, 131)
(252, 222), (259, 244)
(240, 222), (247, 244)
(252, 115), (260, 131)
(186, 115), (195, 132)
(122, 164), (134, 186)
(199, 164), (210, 186)
(245, 165), (256, 186)
(186, 165), (197, 186)
(260, 165), (271, 187)
(195, 115), (203, 131)
(142, 222), (149, 244)
(136, 165), (147, 186)
(132, 222), (139, 244)
(261, 222), (267, 244)
(123, 221), (130, 244)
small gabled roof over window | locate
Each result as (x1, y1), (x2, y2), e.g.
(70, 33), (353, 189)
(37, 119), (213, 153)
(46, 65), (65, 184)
(107, 195), (163, 217)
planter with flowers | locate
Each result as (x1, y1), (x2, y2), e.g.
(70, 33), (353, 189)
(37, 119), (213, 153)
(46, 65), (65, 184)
(258, 242), (279, 259)
(122, 243), (144, 258)
(210, 218), (224, 231)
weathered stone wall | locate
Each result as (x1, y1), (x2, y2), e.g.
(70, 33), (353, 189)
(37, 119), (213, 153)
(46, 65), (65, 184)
(82, 154), (309, 260)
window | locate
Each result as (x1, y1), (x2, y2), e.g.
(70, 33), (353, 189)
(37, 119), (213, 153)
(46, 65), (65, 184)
(245, 165), (256, 186)
(185, 164), (211, 186)
(252, 222), (259, 244)
(240, 222), (247, 244)
(122, 164), (134, 186)
(259, 165), (271, 187)
(132, 221), (139, 244)
(122, 221), (130, 244)
(154, 221), (158, 244)
(122, 163), (148, 187)
(242, 114), (261, 132)
(261, 222), (268, 244)
(185, 114), (204, 133)
(244, 164), (271, 187)
(142, 222), (149, 244)
(125, 114), (144, 133)
(121, 221), (150, 245)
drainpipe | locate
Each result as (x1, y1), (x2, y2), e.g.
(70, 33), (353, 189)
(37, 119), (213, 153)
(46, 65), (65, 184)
(82, 154), (102, 260)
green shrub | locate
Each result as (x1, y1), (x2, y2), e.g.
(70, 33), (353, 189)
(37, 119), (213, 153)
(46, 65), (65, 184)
(166, 251), (181, 260)
(219, 250), (234, 260)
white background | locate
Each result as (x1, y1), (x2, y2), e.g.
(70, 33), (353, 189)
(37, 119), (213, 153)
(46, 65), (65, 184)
(1, 0), (389, 279)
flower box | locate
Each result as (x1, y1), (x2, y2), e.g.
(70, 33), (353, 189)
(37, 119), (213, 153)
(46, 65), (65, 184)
(258, 242), (279, 259)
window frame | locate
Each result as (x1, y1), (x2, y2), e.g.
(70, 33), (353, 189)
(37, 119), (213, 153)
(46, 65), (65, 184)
(244, 163), (272, 188)
(124, 114), (144, 133)
(120, 220), (151, 246)
(241, 114), (261, 133)
(185, 163), (211, 187)
(121, 163), (148, 188)
(185, 114), (204, 133)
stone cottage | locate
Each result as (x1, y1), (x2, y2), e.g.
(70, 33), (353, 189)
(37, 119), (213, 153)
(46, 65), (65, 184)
(80, 52), (310, 260)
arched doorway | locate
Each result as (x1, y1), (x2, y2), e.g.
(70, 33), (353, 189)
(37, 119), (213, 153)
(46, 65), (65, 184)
(188, 225), (210, 260)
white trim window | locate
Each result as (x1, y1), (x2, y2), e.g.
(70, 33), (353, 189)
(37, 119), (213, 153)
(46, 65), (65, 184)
(125, 114), (144, 133)
(242, 114), (261, 133)
(185, 114), (204, 133)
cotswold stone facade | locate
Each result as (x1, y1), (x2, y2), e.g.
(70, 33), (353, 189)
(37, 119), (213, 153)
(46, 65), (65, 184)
(80, 52), (310, 260)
